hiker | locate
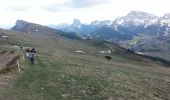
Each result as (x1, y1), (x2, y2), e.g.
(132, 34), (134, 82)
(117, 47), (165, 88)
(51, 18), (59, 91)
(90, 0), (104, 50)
(25, 48), (30, 58)
(31, 48), (36, 53)
(29, 51), (35, 65)
(20, 44), (23, 50)
(29, 48), (36, 65)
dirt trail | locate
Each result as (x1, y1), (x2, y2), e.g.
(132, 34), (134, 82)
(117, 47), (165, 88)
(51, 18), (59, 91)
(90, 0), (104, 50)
(0, 46), (21, 99)
(0, 72), (18, 100)
(0, 53), (17, 70)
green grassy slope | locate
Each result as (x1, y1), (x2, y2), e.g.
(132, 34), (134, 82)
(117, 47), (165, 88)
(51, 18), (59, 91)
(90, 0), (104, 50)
(1, 30), (170, 100)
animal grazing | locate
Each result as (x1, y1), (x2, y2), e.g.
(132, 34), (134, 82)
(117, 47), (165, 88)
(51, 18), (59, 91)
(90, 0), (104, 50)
(105, 56), (112, 61)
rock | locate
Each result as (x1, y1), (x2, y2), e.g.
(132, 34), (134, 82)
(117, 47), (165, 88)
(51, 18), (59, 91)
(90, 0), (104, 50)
(75, 51), (86, 53)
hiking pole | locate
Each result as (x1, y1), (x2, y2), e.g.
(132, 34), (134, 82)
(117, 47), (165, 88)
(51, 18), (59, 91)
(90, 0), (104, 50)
(23, 53), (25, 60)
(17, 60), (21, 71)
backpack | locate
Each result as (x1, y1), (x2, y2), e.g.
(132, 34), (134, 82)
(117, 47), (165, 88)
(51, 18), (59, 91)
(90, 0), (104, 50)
(29, 53), (35, 58)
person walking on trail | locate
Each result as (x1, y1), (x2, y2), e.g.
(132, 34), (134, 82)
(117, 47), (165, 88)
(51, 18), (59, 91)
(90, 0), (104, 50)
(20, 44), (23, 50)
(25, 48), (30, 58)
(31, 48), (36, 53)
(29, 48), (36, 65)
(30, 51), (35, 65)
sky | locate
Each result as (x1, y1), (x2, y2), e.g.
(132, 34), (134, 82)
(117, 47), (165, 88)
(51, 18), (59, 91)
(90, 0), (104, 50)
(0, 0), (170, 28)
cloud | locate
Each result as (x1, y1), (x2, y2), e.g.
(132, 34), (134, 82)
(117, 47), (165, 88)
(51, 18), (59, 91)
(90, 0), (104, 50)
(41, 4), (69, 12)
(1, 0), (170, 28)
(6, 5), (29, 12)
(41, 0), (112, 12)
(67, 0), (112, 8)
(0, 0), (31, 12)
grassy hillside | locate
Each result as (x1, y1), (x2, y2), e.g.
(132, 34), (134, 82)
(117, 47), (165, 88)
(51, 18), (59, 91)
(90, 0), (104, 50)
(1, 30), (170, 100)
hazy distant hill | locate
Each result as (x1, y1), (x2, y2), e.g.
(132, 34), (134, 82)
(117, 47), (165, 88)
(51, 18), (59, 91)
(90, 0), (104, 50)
(11, 20), (81, 40)
(53, 19), (112, 38)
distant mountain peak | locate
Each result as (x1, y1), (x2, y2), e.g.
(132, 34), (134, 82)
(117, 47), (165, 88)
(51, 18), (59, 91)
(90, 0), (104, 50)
(71, 19), (82, 28)
(11, 20), (64, 35)
(14, 20), (29, 29)
(16, 20), (28, 23)
(126, 11), (156, 19)
(128, 11), (149, 15)
(163, 13), (170, 19)
(91, 20), (112, 26)
(72, 19), (81, 25)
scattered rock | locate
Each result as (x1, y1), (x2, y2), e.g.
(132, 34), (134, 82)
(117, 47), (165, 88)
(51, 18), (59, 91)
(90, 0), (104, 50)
(136, 52), (144, 55)
(2, 36), (8, 38)
(75, 51), (86, 53)
(3, 82), (8, 85)
(14, 45), (19, 48)
(61, 94), (67, 97)
(41, 87), (44, 90)
(35, 30), (39, 32)
(99, 50), (111, 54)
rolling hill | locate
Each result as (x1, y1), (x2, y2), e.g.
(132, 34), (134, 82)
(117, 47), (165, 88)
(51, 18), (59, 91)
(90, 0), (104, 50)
(0, 22), (170, 100)
(11, 20), (81, 40)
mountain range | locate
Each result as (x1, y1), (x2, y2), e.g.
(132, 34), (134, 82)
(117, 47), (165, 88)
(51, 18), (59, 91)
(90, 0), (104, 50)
(54, 11), (170, 39)
(52, 11), (170, 61)
(9, 11), (170, 61)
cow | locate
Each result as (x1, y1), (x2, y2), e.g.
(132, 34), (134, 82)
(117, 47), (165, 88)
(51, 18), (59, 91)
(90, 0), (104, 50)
(105, 56), (112, 61)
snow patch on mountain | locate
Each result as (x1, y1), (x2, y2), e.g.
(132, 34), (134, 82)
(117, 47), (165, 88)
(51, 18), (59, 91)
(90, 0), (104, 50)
(144, 18), (159, 28)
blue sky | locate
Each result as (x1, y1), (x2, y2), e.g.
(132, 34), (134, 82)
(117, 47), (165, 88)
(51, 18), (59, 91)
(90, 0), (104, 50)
(0, 0), (170, 28)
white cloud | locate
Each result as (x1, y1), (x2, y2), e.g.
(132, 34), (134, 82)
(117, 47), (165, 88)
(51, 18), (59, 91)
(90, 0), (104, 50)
(0, 0), (170, 28)
(66, 0), (112, 8)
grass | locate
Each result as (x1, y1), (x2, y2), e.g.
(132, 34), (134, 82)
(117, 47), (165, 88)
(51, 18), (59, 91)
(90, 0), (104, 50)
(8, 50), (16, 54)
(0, 63), (18, 74)
(5, 55), (21, 66)
(3, 52), (170, 100)
(0, 50), (8, 54)
(1, 30), (170, 100)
